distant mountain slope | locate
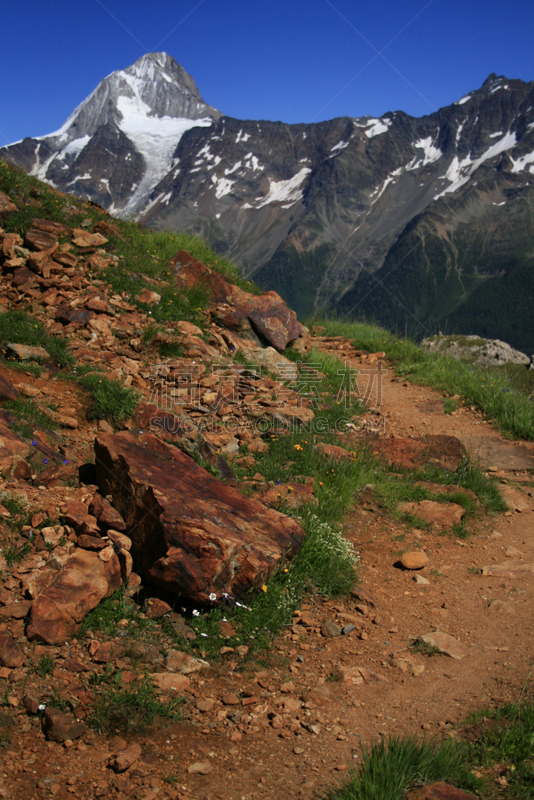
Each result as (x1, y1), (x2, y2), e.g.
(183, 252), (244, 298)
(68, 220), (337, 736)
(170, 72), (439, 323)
(2, 59), (533, 352)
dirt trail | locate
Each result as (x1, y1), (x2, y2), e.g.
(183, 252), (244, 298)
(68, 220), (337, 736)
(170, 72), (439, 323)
(3, 354), (534, 800)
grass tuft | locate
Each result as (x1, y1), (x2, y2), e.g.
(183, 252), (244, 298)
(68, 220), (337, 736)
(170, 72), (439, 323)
(323, 735), (481, 800)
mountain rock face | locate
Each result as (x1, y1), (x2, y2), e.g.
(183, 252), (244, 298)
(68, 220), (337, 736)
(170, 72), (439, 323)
(3, 59), (534, 352)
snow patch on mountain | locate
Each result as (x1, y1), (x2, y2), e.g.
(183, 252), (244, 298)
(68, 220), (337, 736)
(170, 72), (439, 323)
(435, 130), (517, 198)
(255, 168), (311, 208)
(364, 118), (392, 138)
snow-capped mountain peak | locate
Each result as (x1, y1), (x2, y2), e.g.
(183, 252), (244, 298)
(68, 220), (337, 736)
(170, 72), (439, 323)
(3, 53), (220, 214)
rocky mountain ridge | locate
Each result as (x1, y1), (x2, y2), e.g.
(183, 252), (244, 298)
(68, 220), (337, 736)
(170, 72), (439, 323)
(2, 57), (534, 352)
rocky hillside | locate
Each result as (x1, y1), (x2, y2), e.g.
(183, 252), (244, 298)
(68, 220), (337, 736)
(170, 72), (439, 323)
(2, 57), (534, 353)
(1, 164), (534, 800)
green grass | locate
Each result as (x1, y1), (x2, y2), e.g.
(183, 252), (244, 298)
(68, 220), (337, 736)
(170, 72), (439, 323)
(78, 373), (139, 426)
(0, 160), (76, 233)
(88, 667), (184, 734)
(323, 735), (481, 800)
(34, 654), (54, 678)
(464, 698), (534, 799)
(77, 590), (157, 639)
(3, 397), (60, 439)
(308, 318), (534, 440)
(0, 310), (73, 367)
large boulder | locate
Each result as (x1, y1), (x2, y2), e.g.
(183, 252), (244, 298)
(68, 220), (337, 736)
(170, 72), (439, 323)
(421, 334), (530, 367)
(171, 250), (302, 350)
(94, 431), (305, 602)
(26, 546), (122, 644)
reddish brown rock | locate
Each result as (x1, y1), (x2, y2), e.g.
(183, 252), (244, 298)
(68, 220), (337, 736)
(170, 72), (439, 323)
(171, 250), (302, 350)
(12, 266), (37, 287)
(89, 494), (126, 532)
(405, 783), (478, 799)
(501, 486), (531, 512)
(6, 343), (49, 362)
(2, 232), (23, 258)
(42, 708), (87, 743)
(144, 597), (172, 618)
(418, 631), (469, 659)
(76, 534), (108, 550)
(26, 547), (122, 644)
(0, 375), (19, 401)
(375, 435), (467, 471)
(398, 500), (465, 528)
(71, 229), (108, 248)
(171, 250), (233, 304)
(233, 288), (302, 351)
(314, 442), (355, 462)
(92, 640), (126, 663)
(137, 288), (161, 306)
(152, 672), (190, 693)
(109, 743), (142, 773)
(25, 227), (57, 251)
(30, 218), (70, 237)
(0, 192), (17, 214)
(56, 304), (96, 326)
(53, 250), (78, 268)
(481, 561), (534, 578)
(0, 630), (24, 668)
(94, 431), (305, 603)
(0, 416), (32, 478)
(400, 551), (429, 570)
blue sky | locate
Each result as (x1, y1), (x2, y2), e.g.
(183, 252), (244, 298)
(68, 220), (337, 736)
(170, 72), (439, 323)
(2, 0), (534, 145)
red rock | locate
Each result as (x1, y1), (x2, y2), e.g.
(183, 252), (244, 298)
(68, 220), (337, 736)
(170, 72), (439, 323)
(26, 547), (122, 644)
(221, 693), (240, 705)
(2, 232), (23, 257)
(85, 295), (110, 313)
(144, 597), (172, 618)
(481, 561), (534, 578)
(137, 288), (161, 306)
(171, 250), (233, 304)
(92, 640), (126, 663)
(0, 376), (19, 401)
(0, 192), (17, 214)
(218, 620), (237, 638)
(71, 229), (108, 248)
(0, 416), (32, 478)
(233, 288), (302, 351)
(89, 494), (126, 531)
(400, 551), (429, 570)
(187, 761), (213, 775)
(25, 228), (58, 251)
(405, 783), (478, 799)
(56, 304), (96, 326)
(501, 486), (531, 512)
(94, 431), (305, 603)
(24, 694), (41, 714)
(12, 266), (37, 287)
(314, 442), (354, 461)
(171, 250), (302, 350)
(152, 673), (190, 693)
(76, 534), (108, 550)
(52, 251), (78, 268)
(375, 435), (467, 471)
(43, 708), (87, 742)
(0, 601), (32, 619)
(0, 630), (24, 668)
(30, 218), (70, 237)
(109, 743), (142, 773)
(418, 632), (469, 659)
(398, 500), (465, 528)
(6, 343), (49, 362)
